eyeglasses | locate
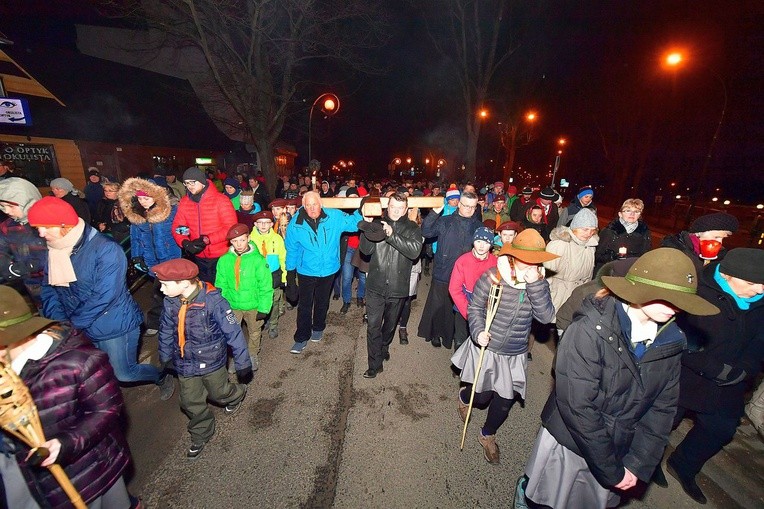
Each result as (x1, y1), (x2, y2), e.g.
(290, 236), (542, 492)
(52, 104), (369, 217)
(621, 209), (641, 215)
(183, 180), (198, 187)
(458, 202), (477, 210)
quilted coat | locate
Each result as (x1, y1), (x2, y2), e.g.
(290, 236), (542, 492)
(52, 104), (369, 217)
(215, 243), (274, 313)
(172, 180), (237, 259)
(118, 177), (181, 272)
(15, 325), (131, 509)
(544, 226), (599, 320)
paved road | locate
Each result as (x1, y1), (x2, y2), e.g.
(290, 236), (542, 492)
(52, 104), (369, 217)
(122, 273), (763, 508)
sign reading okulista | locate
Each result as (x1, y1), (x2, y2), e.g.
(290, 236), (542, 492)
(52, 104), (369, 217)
(2, 143), (54, 162)
(0, 142), (60, 187)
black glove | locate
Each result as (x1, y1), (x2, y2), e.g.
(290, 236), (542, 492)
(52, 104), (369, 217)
(237, 366), (254, 385)
(7, 261), (35, 279)
(182, 238), (206, 255)
(256, 311), (268, 321)
(131, 256), (149, 273)
(285, 270), (298, 302)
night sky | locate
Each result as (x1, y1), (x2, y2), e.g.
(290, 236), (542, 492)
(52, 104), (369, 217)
(2, 1), (762, 203)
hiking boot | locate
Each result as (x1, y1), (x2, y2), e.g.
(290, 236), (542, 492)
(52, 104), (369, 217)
(310, 329), (324, 342)
(357, 298), (365, 307)
(457, 388), (469, 423)
(187, 441), (205, 460)
(290, 341), (308, 354)
(158, 373), (175, 401)
(478, 432), (500, 464)
(268, 328), (279, 339)
(224, 386), (248, 415)
(340, 302), (351, 314)
(399, 327), (409, 345)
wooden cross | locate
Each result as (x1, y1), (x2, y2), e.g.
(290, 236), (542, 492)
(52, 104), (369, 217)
(320, 196), (445, 214)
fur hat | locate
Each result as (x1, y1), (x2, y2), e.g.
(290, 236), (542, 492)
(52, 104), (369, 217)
(602, 248), (719, 315)
(498, 229), (560, 264)
(27, 196), (79, 227)
(689, 212), (739, 234)
(570, 208), (598, 229)
(719, 248), (764, 284)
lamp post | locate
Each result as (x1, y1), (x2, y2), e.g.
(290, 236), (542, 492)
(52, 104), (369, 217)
(664, 51), (728, 222)
(308, 93), (340, 164)
(551, 138), (566, 187)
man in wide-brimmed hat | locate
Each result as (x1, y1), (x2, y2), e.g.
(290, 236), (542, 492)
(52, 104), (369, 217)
(653, 248), (764, 504)
(521, 248), (718, 509)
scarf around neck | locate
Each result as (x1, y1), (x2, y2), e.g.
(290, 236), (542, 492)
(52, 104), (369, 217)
(619, 217), (639, 234)
(46, 218), (85, 286)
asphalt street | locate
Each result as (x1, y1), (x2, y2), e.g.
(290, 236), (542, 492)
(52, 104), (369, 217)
(122, 272), (764, 509)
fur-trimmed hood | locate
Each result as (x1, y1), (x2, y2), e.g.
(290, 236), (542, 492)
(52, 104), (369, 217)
(118, 177), (173, 224)
(549, 225), (599, 247)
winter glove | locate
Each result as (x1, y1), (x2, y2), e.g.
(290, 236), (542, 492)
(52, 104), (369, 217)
(182, 238), (207, 255)
(285, 270), (298, 302)
(237, 366), (254, 385)
(131, 257), (149, 273)
(7, 261), (35, 279)
(256, 312), (268, 321)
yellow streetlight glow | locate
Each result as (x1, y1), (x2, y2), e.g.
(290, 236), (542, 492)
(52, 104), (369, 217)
(558, 138), (566, 146)
(323, 98), (336, 111)
(479, 109), (488, 118)
(437, 159), (446, 167)
(526, 111), (537, 121)
(666, 52), (683, 67)
(406, 157), (412, 164)
(723, 200), (731, 205)
(425, 158), (430, 164)
(675, 195), (682, 199)
(711, 197), (718, 202)
(757, 204), (763, 210)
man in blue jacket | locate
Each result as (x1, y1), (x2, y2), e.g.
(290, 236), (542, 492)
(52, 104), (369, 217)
(27, 196), (174, 400)
(285, 191), (362, 354)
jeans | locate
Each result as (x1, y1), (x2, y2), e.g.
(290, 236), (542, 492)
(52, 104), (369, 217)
(295, 274), (334, 342)
(94, 327), (161, 384)
(341, 247), (366, 303)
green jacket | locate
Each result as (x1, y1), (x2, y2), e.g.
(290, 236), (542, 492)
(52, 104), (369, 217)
(215, 243), (273, 312)
(249, 228), (287, 284)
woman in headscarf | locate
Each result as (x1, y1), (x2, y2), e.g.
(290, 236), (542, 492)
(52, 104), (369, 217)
(94, 181), (130, 245)
(451, 229), (558, 464)
(517, 248), (719, 509)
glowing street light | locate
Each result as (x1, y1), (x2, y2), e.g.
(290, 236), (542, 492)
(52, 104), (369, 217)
(526, 112), (537, 122)
(308, 92), (341, 163)
(479, 109), (489, 119)
(393, 157), (402, 165)
(665, 52), (683, 67)
(405, 157), (412, 164)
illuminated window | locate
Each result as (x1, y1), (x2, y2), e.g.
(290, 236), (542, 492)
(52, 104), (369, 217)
(275, 155), (287, 166)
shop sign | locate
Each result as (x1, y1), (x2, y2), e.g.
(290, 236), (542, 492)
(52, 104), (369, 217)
(0, 98), (32, 126)
(1, 142), (59, 186)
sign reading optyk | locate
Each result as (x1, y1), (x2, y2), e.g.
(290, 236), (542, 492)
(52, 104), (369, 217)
(0, 98), (32, 126)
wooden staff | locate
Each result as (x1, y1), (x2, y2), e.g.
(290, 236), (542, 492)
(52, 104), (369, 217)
(0, 360), (86, 509)
(460, 272), (503, 450)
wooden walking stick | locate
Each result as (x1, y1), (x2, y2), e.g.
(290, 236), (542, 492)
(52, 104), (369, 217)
(460, 272), (503, 450)
(0, 359), (86, 509)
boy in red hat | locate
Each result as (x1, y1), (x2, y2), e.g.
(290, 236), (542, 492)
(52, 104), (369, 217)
(154, 257), (251, 459)
(215, 223), (273, 370)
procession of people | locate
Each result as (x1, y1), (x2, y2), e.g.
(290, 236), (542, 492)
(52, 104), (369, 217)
(0, 166), (762, 508)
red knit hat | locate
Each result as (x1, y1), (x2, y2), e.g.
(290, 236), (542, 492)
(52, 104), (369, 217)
(27, 196), (79, 227)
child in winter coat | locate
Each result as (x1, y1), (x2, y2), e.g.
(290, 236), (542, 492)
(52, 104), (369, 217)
(216, 223), (274, 370)
(155, 258), (252, 460)
(249, 211), (287, 338)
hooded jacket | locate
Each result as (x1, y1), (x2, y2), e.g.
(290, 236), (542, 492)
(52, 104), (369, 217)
(172, 179), (237, 259)
(41, 224), (143, 341)
(15, 324), (130, 509)
(676, 263), (764, 416)
(542, 295), (686, 487)
(544, 226), (599, 319)
(0, 177), (47, 287)
(118, 177), (181, 272)
(215, 243), (274, 312)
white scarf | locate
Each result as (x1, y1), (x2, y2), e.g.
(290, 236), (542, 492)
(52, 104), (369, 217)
(46, 218), (85, 287)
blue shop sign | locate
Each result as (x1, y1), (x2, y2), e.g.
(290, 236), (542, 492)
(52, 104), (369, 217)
(0, 98), (32, 126)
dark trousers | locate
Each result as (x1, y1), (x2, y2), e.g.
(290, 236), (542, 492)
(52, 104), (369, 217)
(366, 289), (405, 370)
(669, 406), (739, 478)
(146, 277), (164, 330)
(454, 312), (469, 351)
(460, 388), (515, 435)
(417, 280), (455, 347)
(193, 255), (219, 283)
(398, 295), (413, 328)
(295, 273), (334, 342)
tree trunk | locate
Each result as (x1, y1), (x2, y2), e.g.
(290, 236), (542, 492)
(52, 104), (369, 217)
(256, 138), (278, 199)
(502, 124), (518, 184)
(464, 116), (481, 182)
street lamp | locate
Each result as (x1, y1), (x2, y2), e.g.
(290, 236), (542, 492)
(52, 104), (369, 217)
(308, 93), (340, 163)
(551, 137), (567, 187)
(663, 50), (728, 219)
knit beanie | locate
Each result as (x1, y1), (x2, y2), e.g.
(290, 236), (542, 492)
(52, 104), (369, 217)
(473, 226), (494, 244)
(27, 196), (79, 227)
(239, 191), (254, 207)
(182, 166), (207, 184)
(577, 186), (594, 200)
(689, 212), (739, 234)
(570, 208), (598, 229)
(49, 178), (74, 193)
(539, 187), (556, 200)
(720, 248), (764, 284)
(0, 177), (42, 222)
(445, 185), (460, 201)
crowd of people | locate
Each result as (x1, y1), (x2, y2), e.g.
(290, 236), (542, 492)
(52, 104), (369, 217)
(0, 160), (762, 508)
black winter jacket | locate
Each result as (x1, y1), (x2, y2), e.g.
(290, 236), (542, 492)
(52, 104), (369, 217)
(661, 230), (729, 275)
(421, 211), (481, 283)
(360, 215), (423, 298)
(542, 295), (686, 488)
(594, 219), (651, 276)
(676, 263), (764, 416)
